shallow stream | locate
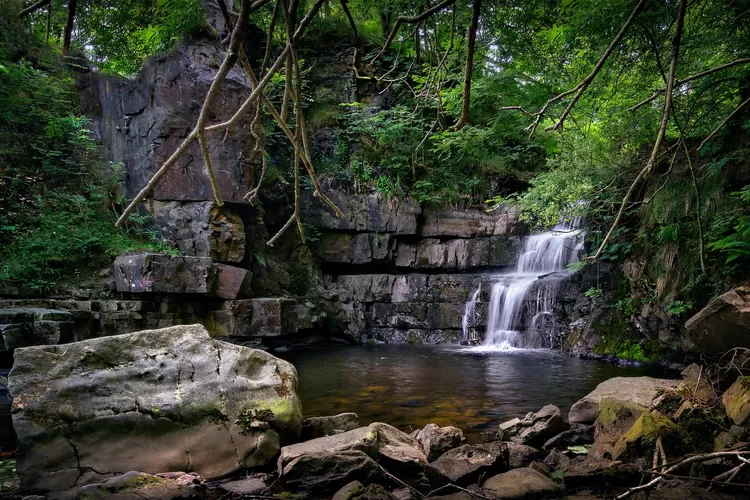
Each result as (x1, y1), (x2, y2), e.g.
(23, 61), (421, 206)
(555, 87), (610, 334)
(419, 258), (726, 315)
(278, 344), (672, 441)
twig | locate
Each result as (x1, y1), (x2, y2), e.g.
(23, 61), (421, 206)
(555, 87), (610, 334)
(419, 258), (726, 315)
(696, 97), (750, 152)
(372, 0), (457, 63)
(629, 58), (750, 112)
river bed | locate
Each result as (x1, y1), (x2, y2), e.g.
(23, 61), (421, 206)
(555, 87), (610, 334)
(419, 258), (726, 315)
(278, 344), (672, 441)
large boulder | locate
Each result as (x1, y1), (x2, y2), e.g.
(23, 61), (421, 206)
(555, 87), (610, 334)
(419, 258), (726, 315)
(425, 443), (509, 487)
(685, 285), (750, 357)
(9, 324), (302, 499)
(411, 423), (465, 461)
(568, 377), (680, 424)
(278, 422), (427, 478)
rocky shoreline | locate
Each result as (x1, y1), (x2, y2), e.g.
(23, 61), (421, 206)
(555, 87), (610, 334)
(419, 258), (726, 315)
(4, 325), (749, 500)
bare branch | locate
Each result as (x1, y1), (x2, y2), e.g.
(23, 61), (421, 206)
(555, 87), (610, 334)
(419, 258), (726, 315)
(372, 0), (456, 63)
(454, 0), (481, 130)
(697, 96), (750, 152)
(18, 0), (51, 17)
(589, 0), (687, 262)
(629, 58), (750, 112)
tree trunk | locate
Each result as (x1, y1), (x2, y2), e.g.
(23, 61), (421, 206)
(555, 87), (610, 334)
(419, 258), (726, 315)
(62, 0), (77, 57)
(455, 0), (481, 130)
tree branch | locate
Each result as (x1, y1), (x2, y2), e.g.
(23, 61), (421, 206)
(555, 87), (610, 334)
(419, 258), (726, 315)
(697, 96), (750, 152)
(372, 0), (456, 63)
(18, 0), (51, 17)
(589, 0), (687, 262)
(546, 0), (646, 132)
(629, 58), (750, 112)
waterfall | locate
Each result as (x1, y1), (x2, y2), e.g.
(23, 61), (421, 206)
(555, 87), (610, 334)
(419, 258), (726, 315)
(461, 283), (482, 343)
(483, 220), (584, 349)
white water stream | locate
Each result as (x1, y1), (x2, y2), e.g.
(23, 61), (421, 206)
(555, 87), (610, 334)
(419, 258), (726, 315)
(483, 219), (584, 349)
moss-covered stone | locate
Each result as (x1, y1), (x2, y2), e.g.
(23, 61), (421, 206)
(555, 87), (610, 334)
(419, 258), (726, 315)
(722, 376), (750, 426)
(612, 411), (677, 460)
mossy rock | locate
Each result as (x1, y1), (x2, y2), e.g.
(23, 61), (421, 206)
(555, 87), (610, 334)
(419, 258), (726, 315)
(612, 411), (677, 460)
(722, 376), (750, 426)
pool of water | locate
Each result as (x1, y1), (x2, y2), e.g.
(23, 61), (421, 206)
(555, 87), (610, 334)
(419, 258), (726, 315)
(278, 344), (673, 441)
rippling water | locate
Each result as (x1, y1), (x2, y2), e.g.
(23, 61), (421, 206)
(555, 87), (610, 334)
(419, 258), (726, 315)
(278, 344), (672, 441)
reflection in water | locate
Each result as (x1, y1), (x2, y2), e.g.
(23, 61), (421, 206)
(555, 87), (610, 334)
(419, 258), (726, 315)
(278, 345), (671, 441)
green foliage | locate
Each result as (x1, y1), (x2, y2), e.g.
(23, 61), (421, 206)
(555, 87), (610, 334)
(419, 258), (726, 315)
(665, 300), (694, 316)
(0, 28), (174, 293)
(584, 287), (603, 299)
(707, 186), (750, 264)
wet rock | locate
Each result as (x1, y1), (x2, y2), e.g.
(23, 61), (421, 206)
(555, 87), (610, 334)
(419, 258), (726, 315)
(722, 376), (750, 425)
(506, 442), (542, 469)
(590, 398), (648, 460)
(681, 364), (715, 403)
(218, 477), (267, 495)
(412, 423), (465, 461)
(685, 285), (750, 357)
(278, 422), (427, 479)
(499, 405), (570, 448)
(568, 377), (680, 424)
(10, 325), (302, 497)
(75, 471), (204, 500)
(482, 467), (563, 499)
(302, 413), (361, 440)
(425, 442), (509, 487)
(152, 201), (245, 263)
(543, 424), (594, 450)
(279, 450), (384, 493)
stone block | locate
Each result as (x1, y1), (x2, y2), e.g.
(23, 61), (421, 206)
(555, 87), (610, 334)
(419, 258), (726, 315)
(114, 254), (214, 294)
(251, 298), (297, 336)
(152, 201), (245, 263)
(685, 285), (750, 357)
(305, 191), (421, 234)
(211, 264), (251, 300)
(421, 206), (519, 238)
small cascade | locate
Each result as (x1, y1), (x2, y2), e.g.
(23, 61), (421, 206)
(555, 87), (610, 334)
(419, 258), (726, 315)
(483, 219), (584, 348)
(461, 283), (482, 343)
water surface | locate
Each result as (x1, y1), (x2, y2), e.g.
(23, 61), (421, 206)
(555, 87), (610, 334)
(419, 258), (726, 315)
(278, 345), (670, 440)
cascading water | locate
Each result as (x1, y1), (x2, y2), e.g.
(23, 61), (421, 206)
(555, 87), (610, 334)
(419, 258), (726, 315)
(461, 283), (482, 343)
(483, 219), (584, 349)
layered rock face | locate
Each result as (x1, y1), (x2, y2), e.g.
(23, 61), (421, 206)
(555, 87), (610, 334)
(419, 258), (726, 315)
(9, 324), (302, 499)
(305, 192), (522, 343)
